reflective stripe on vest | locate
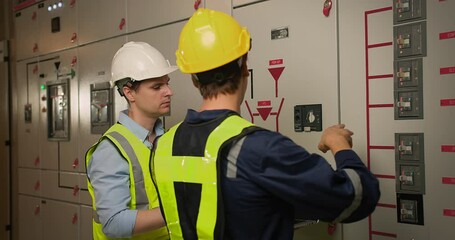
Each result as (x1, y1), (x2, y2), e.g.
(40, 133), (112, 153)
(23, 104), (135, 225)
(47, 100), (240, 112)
(107, 131), (148, 209)
(85, 123), (168, 240)
(153, 115), (254, 239)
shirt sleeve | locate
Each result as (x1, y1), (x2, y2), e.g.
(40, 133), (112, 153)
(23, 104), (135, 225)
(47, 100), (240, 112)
(87, 139), (138, 237)
(240, 131), (380, 223)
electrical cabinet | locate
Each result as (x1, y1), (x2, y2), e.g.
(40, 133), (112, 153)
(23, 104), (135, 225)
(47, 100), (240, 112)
(38, 0), (78, 55)
(77, 0), (126, 44)
(14, 4), (41, 60)
(126, 0), (197, 33)
(17, 60), (40, 169)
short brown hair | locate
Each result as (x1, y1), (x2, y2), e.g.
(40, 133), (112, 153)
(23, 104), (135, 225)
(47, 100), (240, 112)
(193, 54), (248, 99)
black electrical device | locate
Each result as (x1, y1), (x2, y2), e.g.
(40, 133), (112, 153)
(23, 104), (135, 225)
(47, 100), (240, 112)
(51, 16), (60, 33)
(396, 193), (424, 225)
(294, 104), (322, 132)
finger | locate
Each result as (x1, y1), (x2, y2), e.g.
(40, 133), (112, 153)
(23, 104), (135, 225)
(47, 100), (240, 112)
(345, 129), (354, 136)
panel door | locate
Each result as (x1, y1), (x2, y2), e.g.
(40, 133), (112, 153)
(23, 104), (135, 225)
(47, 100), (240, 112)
(38, 0), (78, 55)
(77, 0), (126, 44)
(127, 0), (197, 33)
(77, 36), (126, 173)
(14, 4), (40, 60)
(17, 60), (41, 169)
(18, 195), (43, 240)
(41, 199), (79, 240)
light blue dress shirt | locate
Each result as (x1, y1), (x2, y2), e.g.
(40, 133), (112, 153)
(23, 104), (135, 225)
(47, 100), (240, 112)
(87, 110), (164, 238)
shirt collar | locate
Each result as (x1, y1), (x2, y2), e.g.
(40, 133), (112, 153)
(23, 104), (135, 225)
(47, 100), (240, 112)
(118, 110), (165, 146)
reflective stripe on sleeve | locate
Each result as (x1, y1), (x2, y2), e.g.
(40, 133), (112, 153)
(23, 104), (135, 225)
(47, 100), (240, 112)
(333, 168), (363, 223)
(226, 136), (246, 178)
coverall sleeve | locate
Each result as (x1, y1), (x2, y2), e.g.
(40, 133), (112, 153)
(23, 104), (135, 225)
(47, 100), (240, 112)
(242, 131), (380, 223)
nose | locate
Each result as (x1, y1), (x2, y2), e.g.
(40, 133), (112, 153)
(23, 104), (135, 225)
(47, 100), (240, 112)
(164, 84), (173, 96)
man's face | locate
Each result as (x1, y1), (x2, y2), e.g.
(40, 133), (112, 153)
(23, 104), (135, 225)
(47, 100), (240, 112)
(130, 75), (173, 118)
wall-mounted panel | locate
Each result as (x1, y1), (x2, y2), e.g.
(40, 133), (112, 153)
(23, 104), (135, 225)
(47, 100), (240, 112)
(38, 0), (78, 55)
(14, 4), (41, 60)
(80, 205), (93, 240)
(18, 195), (43, 240)
(234, 0), (269, 8)
(40, 199), (79, 240)
(77, 37), (125, 169)
(37, 57), (60, 170)
(234, 0), (339, 161)
(77, 0), (126, 44)
(127, 0), (196, 33)
(18, 168), (41, 196)
(17, 60), (41, 168)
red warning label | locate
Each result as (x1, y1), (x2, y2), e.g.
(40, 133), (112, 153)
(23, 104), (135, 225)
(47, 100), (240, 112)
(440, 66), (455, 75)
(441, 99), (455, 106)
(443, 209), (455, 217)
(440, 31), (455, 40)
(442, 177), (455, 184)
(269, 59), (283, 66)
(441, 145), (455, 152)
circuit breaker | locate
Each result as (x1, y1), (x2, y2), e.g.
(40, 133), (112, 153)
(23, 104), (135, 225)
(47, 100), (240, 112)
(394, 58), (423, 89)
(396, 193), (424, 225)
(395, 133), (425, 194)
(395, 133), (424, 162)
(394, 89), (423, 119)
(393, 0), (426, 24)
(396, 163), (425, 193)
(47, 78), (70, 141)
(394, 21), (427, 59)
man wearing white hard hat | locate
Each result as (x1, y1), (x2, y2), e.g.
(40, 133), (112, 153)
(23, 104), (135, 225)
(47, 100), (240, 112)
(86, 41), (177, 240)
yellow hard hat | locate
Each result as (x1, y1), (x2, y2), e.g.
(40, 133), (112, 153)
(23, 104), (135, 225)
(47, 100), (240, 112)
(176, 8), (250, 74)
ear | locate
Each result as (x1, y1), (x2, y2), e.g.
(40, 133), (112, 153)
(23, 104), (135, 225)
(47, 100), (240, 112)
(191, 76), (200, 88)
(241, 54), (249, 77)
(123, 86), (135, 102)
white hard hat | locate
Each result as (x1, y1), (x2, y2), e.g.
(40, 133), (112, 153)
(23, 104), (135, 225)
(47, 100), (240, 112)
(111, 41), (178, 95)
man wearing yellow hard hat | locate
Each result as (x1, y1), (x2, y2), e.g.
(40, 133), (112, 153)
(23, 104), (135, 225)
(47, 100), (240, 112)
(152, 8), (380, 239)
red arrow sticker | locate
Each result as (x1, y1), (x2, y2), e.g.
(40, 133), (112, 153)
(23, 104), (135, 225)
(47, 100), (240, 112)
(268, 67), (285, 81)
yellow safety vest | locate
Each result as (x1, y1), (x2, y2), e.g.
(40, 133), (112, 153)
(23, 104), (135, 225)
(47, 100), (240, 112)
(152, 114), (256, 240)
(86, 123), (169, 240)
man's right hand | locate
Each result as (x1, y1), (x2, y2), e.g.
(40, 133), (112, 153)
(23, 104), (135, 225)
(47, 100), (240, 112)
(318, 124), (353, 155)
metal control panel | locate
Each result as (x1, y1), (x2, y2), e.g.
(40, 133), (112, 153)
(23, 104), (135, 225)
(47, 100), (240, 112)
(47, 78), (70, 141)
(90, 82), (114, 134)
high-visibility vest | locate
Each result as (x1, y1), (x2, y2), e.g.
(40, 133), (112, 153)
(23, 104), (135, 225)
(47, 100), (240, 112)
(152, 114), (258, 240)
(86, 123), (169, 240)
